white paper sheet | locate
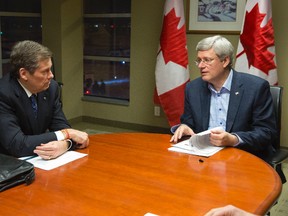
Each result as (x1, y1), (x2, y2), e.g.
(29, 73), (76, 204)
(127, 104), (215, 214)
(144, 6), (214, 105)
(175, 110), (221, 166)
(168, 127), (224, 157)
(20, 151), (88, 170)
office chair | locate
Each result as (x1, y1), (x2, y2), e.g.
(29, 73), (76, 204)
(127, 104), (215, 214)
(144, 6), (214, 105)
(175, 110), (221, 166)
(57, 81), (64, 107)
(269, 86), (288, 183)
(51, 57), (64, 107)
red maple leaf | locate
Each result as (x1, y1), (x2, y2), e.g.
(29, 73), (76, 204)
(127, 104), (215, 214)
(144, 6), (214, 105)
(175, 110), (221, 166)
(239, 3), (276, 75)
(159, 8), (188, 68)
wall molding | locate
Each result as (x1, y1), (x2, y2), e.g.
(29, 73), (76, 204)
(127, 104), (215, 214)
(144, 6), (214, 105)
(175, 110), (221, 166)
(69, 116), (170, 134)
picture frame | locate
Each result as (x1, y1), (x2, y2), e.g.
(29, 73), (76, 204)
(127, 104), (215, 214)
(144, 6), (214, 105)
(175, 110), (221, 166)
(187, 0), (246, 34)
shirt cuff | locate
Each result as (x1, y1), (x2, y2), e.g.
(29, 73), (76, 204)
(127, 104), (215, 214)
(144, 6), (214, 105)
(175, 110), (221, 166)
(55, 130), (65, 141)
(170, 124), (181, 134)
(231, 133), (243, 147)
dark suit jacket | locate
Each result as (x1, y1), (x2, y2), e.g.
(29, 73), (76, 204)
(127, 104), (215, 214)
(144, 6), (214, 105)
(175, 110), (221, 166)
(180, 70), (277, 161)
(0, 73), (71, 157)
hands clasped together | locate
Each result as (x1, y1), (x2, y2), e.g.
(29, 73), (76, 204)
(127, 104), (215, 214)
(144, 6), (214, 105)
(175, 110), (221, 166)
(170, 124), (238, 147)
(33, 128), (89, 160)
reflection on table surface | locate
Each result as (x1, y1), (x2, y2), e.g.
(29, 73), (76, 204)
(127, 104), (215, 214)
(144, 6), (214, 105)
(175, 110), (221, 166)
(0, 133), (282, 215)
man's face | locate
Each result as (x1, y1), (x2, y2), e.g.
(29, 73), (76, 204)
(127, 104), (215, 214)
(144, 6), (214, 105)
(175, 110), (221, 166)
(20, 58), (54, 94)
(196, 48), (229, 87)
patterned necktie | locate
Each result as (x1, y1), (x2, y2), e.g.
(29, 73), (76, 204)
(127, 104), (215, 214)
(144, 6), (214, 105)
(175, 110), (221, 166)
(30, 94), (38, 118)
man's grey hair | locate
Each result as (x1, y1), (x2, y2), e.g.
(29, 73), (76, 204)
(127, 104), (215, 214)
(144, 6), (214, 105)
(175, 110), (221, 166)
(196, 35), (234, 69)
(10, 40), (52, 78)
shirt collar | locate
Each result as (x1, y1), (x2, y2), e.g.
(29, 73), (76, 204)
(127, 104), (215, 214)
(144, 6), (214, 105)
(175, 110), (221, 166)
(208, 69), (233, 93)
(17, 79), (33, 97)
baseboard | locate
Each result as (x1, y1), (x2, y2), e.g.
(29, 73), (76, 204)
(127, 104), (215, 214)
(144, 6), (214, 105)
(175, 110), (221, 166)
(68, 116), (170, 134)
(68, 116), (83, 125)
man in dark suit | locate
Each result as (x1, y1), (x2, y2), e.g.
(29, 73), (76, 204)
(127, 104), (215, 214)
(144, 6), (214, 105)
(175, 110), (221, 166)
(0, 40), (89, 159)
(170, 35), (277, 162)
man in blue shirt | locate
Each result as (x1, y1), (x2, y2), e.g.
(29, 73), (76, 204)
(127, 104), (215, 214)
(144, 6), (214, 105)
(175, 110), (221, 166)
(170, 35), (276, 162)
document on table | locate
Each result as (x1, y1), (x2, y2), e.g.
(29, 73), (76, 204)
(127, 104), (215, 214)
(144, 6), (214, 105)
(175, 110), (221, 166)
(168, 127), (224, 157)
(20, 151), (88, 170)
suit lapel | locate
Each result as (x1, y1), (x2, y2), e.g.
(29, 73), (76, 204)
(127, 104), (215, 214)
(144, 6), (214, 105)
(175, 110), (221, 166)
(36, 91), (49, 132)
(226, 71), (244, 132)
(200, 82), (211, 130)
(12, 79), (40, 133)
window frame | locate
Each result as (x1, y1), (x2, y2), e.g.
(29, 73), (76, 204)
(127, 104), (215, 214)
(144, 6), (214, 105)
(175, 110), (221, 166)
(82, 6), (131, 105)
(0, 11), (41, 77)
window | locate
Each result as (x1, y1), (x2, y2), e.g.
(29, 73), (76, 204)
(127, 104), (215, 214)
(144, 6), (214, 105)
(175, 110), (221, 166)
(0, 0), (41, 77)
(83, 0), (131, 103)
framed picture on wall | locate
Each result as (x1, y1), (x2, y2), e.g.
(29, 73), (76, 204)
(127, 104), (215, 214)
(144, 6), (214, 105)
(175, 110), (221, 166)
(187, 0), (246, 34)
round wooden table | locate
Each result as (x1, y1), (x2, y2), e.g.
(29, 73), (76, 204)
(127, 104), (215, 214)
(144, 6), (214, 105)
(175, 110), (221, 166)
(0, 133), (282, 215)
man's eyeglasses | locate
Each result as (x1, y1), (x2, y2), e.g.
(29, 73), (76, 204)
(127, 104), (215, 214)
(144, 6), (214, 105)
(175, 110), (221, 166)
(194, 58), (215, 66)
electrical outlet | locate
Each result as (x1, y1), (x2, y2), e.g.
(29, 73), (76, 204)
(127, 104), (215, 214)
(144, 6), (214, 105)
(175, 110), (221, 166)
(154, 106), (160, 116)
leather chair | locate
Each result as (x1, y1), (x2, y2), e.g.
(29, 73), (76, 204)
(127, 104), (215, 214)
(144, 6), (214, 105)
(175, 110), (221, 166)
(51, 57), (63, 107)
(269, 86), (288, 183)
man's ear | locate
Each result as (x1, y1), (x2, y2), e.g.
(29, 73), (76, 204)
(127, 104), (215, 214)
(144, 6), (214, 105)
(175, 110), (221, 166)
(222, 56), (230, 68)
(19, 68), (28, 81)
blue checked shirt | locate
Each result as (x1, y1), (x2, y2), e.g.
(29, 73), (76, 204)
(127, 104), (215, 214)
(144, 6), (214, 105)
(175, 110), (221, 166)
(208, 70), (242, 145)
(208, 70), (233, 130)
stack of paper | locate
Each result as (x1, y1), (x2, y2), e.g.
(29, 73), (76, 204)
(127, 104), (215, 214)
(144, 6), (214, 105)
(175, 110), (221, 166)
(168, 127), (224, 157)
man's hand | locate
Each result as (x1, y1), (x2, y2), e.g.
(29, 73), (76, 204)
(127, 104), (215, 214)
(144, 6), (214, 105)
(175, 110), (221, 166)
(66, 129), (89, 148)
(170, 124), (195, 143)
(204, 204), (256, 216)
(210, 128), (239, 147)
(33, 140), (69, 160)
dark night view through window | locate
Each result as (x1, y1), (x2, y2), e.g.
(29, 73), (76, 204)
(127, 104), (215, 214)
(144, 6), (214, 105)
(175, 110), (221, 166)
(0, 0), (41, 77)
(83, 0), (131, 102)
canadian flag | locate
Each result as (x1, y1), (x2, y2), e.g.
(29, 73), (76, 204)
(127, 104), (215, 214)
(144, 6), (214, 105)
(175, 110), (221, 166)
(235, 0), (278, 85)
(154, 0), (190, 126)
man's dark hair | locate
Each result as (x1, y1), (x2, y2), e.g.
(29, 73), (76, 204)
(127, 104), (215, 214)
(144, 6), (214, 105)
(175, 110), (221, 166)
(10, 40), (52, 79)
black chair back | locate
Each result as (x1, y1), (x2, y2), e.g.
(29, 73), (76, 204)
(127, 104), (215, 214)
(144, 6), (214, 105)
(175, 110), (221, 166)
(270, 86), (283, 150)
